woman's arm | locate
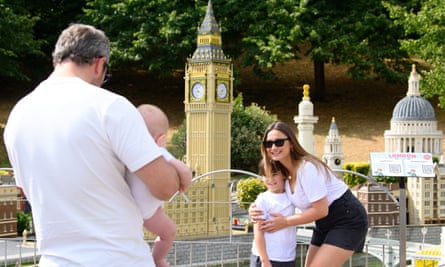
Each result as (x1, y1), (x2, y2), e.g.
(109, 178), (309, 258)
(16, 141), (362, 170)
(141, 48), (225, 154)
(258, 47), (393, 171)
(260, 197), (328, 233)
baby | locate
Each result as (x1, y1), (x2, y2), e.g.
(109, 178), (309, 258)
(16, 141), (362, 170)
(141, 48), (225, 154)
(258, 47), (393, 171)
(126, 104), (192, 267)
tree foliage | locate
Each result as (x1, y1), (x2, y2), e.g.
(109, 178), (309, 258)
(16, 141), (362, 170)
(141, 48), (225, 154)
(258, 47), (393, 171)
(301, 1), (409, 81)
(83, 0), (202, 74)
(231, 94), (277, 172)
(0, 1), (87, 81)
(0, 0), (435, 100)
(0, 2), (42, 80)
(218, 0), (410, 99)
(385, 0), (445, 107)
(81, 0), (411, 99)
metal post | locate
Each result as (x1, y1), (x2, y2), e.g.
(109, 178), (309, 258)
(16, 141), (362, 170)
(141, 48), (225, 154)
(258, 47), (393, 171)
(421, 227), (427, 249)
(385, 245), (393, 267)
(399, 177), (406, 267)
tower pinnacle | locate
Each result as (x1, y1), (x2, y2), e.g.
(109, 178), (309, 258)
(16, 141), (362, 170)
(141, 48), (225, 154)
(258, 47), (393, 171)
(191, 0), (227, 61)
(407, 64), (420, 97)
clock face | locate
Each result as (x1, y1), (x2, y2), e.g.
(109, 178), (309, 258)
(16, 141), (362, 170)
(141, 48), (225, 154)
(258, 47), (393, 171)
(191, 82), (205, 99)
(216, 83), (228, 99)
(334, 158), (342, 166)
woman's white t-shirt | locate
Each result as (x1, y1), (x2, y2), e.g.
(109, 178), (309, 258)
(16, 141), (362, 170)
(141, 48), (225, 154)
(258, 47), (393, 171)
(285, 161), (348, 211)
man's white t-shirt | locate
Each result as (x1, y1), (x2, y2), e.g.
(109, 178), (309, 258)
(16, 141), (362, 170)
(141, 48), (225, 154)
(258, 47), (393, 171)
(4, 77), (163, 266)
(251, 191), (296, 262)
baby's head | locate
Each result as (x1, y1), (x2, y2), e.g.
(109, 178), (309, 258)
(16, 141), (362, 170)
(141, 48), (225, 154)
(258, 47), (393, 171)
(137, 104), (169, 147)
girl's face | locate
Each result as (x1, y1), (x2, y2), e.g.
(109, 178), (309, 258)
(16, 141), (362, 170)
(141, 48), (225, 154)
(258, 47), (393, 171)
(263, 171), (286, 193)
(264, 129), (291, 162)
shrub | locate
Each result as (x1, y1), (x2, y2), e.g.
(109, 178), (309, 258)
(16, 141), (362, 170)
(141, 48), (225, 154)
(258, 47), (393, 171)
(235, 177), (267, 210)
(169, 120), (186, 159)
(343, 162), (370, 187)
(343, 162), (398, 186)
(17, 211), (32, 236)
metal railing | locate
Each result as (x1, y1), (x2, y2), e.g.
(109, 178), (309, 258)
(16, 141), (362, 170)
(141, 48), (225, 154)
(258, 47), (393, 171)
(2, 168), (443, 266)
(2, 235), (442, 267)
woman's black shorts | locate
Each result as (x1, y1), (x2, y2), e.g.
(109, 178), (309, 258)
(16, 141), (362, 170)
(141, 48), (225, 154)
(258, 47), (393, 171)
(311, 189), (368, 252)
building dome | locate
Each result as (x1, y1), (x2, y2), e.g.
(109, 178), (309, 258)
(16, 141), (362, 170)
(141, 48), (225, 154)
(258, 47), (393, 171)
(392, 95), (436, 121)
(391, 65), (436, 121)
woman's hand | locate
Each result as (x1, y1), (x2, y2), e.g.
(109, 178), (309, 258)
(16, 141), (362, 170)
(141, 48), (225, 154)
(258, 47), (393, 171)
(259, 212), (287, 233)
(248, 203), (264, 224)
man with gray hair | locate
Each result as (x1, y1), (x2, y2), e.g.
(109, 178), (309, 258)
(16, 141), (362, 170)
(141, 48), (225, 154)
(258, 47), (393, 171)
(4, 23), (191, 266)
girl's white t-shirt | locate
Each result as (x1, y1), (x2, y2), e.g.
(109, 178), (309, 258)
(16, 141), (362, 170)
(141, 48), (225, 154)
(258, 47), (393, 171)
(251, 191), (296, 262)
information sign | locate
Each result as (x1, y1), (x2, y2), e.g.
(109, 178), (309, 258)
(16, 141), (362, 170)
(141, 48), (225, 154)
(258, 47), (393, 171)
(370, 152), (434, 177)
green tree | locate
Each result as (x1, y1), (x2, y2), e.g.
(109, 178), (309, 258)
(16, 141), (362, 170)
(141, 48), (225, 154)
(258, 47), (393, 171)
(236, 0), (410, 100)
(24, 0), (87, 58)
(0, 2), (42, 80)
(231, 94), (277, 172)
(83, 0), (201, 73)
(83, 0), (410, 99)
(171, 94), (277, 172)
(385, 0), (445, 108)
(300, 0), (410, 100)
(0, 1), (87, 83)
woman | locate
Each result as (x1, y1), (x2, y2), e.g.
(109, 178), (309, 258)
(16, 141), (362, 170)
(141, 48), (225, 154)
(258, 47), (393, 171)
(250, 121), (368, 267)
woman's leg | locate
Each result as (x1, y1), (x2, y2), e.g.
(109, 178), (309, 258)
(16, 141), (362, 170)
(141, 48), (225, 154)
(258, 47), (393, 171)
(304, 245), (319, 267)
(305, 244), (353, 267)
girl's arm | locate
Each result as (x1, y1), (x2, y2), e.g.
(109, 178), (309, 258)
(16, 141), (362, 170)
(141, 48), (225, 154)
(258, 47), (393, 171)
(254, 222), (272, 267)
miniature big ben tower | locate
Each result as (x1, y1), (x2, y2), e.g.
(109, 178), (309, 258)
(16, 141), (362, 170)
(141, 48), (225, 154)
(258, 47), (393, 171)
(183, 0), (233, 236)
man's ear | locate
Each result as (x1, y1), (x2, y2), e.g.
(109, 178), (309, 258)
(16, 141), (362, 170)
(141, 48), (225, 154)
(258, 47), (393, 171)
(94, 57), (106, 75)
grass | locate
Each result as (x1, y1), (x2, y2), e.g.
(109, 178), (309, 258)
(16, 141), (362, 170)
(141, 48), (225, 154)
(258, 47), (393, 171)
(2, 60), (445, 166)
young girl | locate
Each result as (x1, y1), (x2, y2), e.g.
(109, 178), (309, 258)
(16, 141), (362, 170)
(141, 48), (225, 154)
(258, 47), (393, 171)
(250, 160), (296, 267)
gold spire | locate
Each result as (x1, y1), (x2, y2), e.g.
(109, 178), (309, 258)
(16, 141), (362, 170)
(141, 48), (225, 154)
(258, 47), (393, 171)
(303, 84), (310, 100)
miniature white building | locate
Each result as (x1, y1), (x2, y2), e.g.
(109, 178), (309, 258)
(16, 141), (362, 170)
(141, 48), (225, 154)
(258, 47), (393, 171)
(384, 64), (445, 225)
(294, 84), (319, 155)
(384, 65), (443, 160)
(322, 117), (345, 171)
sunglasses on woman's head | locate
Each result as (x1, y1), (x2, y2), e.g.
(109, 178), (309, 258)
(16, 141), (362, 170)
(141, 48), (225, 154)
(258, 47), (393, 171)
(262, 138), (289, 148)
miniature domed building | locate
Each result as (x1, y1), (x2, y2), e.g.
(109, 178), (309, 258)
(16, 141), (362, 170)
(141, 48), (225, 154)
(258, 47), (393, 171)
(384, 64), (445, 225)
(384, 64), (443, 161)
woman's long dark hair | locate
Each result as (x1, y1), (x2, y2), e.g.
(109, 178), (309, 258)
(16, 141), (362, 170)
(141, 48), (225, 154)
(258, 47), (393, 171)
(261, 121), (334, 180)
